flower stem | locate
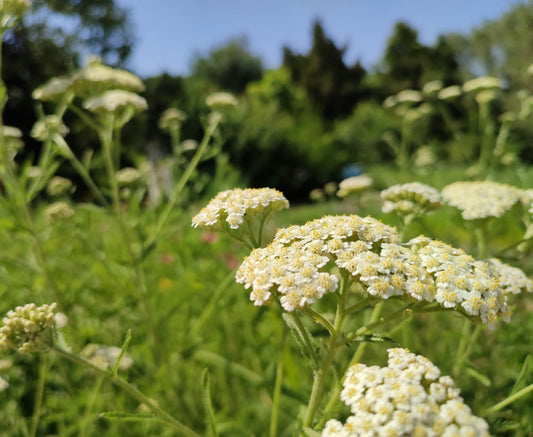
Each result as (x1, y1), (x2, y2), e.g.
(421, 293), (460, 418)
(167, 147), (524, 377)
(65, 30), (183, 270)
(51, 345), (200, 437)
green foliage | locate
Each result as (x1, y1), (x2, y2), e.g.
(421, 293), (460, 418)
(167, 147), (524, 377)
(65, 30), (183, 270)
(190, 37), (264, 94)
(283, 20), (367, 120)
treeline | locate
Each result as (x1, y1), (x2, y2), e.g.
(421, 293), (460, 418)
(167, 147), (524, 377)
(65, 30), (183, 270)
(5, 1), (533, 199)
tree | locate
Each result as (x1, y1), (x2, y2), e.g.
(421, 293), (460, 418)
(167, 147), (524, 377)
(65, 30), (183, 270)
(190, 37), (263, 94)
(464, 0), (533, 91)
(283, 20), (367, 120)
(3, 0), (134, 162)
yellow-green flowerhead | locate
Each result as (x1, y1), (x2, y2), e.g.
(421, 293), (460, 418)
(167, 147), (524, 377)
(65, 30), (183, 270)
(33, 57), (145, 102)
(205, 92), (238, 110)
(192, 188), (289, 232)
(44, 201), (74, 223)
(31, 115), (69, 141)
(381, 182), (442, 218)
(0, 303), (58, 353)
(463, 76), (502, 94)
(159, 108), (187, 132)
(322, 348), (490, 437)
(337, 174), (373, 198)
(437, 85), (462, 101)
(46, 176), (74, 197)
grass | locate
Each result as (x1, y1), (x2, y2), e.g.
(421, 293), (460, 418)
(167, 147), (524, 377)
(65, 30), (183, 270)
(1, 165), (532, 436)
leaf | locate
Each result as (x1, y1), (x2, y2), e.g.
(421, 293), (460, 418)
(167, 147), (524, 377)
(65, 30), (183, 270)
(511, 354), (533, 395)
(201, 369), (219, 437)
(111, 329), (132, 376)
(465, 366), (491, 387)
(345, 333), (397, 346)
(99, 411), (159, 422)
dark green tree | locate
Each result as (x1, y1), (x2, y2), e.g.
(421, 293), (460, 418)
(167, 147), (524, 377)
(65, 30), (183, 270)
(282, 20), (367, 120)
(190, 37), (263, 94)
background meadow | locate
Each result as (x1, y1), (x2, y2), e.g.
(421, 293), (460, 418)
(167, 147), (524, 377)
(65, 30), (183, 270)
(1, 1), (533, 436)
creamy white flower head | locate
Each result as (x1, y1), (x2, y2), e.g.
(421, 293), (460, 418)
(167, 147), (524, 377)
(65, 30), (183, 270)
(236, 215), (400, 311)
(46, 176), (73, 197)
(463, 76), (503, 93)
(322, 348), (490, 437)
(159, 108), (187, 132)
(0, 303), (58, 353)
(438, 85), (462, 101)
(71, 57), (145, 98)
(81, 344), (133, 371)
(192, 188), (289, 232)
(32, 76), (73, 102)
(423, 80), (444, 96)
(0, 0), (30, 31)
(83, 90), (147, 114)
(383, 95), (398, 109)
(205, 91), (238, 109)
(337, 174), (373, 198)
(44, 201), (74, 222)
(519, 188), (533, 209)
(116, 167), (143, 186)
(181, 139), (198, 151)
(381, 182), (442, 217)
(31, 115), (69, 141)
(237, 214), (511, 322)
(1, 125), (22, 140)
(442, 181), (521, 220)
(486, 258), (533, 295)
(396, 89), (423, 105)
(475, 89), (498, 105)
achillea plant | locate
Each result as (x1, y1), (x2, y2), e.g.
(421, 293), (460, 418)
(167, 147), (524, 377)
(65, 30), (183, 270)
(322, 348), (490, 437)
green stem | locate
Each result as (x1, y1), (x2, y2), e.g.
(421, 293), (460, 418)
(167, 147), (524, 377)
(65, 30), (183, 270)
(301, 306), (335, 335)
(29, 354), (48, 437)
(290, 311), (319, 368)
(146, 117), (220, 249)
(348, 301), (385, 367)
(52, 134), (108, 205)
(483, 383), (533, 415)
(79, 376), (105, 437)
(51, 345), (200, 436)
(269, 329), (286, 437)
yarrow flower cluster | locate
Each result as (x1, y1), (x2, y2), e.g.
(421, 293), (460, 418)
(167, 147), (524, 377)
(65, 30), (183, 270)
(236, 215), (400, 311)
(236, 216), (511, 323)
(442, 181), (521, 220)
(0, 303), (58, 353)
(486, 258), (533, 295)
(44, 201), (74, 222)
(462, 76), (502, 94)
(192, 188), (289, 231)
(322, 348), (490, 437)
(337, 175), (373, 198)
(381, 182), (443, 218)
(33, 57), (145, 102)
(205, 92), (239, 110)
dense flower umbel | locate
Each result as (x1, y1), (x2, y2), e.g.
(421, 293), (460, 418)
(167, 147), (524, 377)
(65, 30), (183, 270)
(0, 303), (57, 353)
(237, 216), (511, 323)
(192, 188), (289, 231)
(322, 348), (490, 437)
(442, 181), (521, 220)
(381, 182), (443, 218)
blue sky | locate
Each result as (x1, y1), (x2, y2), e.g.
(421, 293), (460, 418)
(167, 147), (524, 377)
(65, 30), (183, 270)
(117, 0), (525, 78)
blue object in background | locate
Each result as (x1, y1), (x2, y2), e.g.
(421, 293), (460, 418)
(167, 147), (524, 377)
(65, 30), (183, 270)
(341, 163), (364, 179)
